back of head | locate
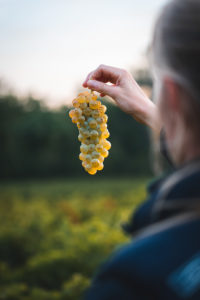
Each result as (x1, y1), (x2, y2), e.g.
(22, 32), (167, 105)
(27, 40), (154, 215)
(153, 0), (200, 97)
(152, 0), (200, 131)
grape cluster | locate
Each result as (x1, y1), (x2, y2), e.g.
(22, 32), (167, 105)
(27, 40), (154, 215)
(69, 90), (111, 175)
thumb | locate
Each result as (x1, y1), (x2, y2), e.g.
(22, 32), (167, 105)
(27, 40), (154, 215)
(87, 80), (115, 97)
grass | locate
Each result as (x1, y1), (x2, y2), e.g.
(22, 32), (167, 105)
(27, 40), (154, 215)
(0, 177), (151, 300)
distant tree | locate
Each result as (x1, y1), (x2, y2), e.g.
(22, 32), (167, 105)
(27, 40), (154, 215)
(0, 91), (152, 179)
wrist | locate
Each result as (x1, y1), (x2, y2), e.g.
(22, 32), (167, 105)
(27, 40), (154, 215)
(130, 97), (162, 133)
(144, 100), (162, 133)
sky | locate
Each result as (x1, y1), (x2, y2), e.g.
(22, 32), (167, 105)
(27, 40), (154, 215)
(0, 0), (167, 107)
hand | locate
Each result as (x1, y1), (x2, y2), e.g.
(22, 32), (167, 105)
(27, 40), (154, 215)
(83, 64), (161, 133)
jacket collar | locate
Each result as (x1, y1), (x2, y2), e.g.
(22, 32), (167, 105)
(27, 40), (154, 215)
(123, 158), (200, 235)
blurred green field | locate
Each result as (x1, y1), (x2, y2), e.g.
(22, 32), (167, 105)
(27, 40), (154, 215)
(0, 178), (150, 300)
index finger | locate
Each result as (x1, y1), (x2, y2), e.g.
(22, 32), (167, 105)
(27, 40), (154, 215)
(83, 64), (122, 87)
(82, 71), (93, 87)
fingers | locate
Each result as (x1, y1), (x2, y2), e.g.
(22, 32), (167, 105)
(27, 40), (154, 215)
(83, 64), (123, 88)
(87, 79), (117, 98)
(82, 71), (93, 87)
(91, 65), (121, 84)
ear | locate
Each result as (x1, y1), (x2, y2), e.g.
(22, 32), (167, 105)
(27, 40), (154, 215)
(163, 77), (181, 113)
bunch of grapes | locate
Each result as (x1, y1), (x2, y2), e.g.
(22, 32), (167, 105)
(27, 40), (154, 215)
(69, 90), (111, 175)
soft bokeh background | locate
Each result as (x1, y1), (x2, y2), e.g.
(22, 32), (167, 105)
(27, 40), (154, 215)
(0, 0), (168, 299)
(0, 0), (167, 107)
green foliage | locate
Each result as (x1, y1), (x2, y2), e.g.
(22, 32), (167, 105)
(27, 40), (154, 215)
(61, 274), (90, 300)
(0, 94), (151, 179)
(0, 178), (148, 299)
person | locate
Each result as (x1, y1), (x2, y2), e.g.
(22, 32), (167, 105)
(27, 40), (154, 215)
(82, 0), (200, 299)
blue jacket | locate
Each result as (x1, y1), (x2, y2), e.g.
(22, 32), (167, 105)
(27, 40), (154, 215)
(84, 158), (200, 299)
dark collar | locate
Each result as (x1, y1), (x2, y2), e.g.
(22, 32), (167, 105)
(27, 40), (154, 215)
(123, 159), (200, 235)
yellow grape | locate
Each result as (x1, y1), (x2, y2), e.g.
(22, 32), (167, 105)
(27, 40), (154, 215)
(82, 161), (87, 168)
(101, 149), (109, 158)
(92, 138), (100, 145)
(92, 110), (100, 118)
(77, 116), (85, 124)
(84, 163), (92, 171)
(88, 144), (96, 152)
(84, 139), (91, 145)
(68, 90), (111, 175)
(95, 144), (104, 153)
(77, 122), (81, 129)
(98, 105), (107, 115)
(100, 123), (107, 131)
(69, 110), (75, 119)
(72, 99), (80, 108)
(81, 129), (90, 138)
(101, 139), (111, 150)
(74, 108), (82, 117)
(102, 115), (108, 123)
(83, 107), (92, 117)
(96, 117), (104, 124)
(78, 91), (90, 96)
(77, 96), (86, 103)
(85, 154), (92, 163)
(88, 118), (97, 129)
(89, 100), (101, 110)
(80, 144), (88, 154)
(91, 94), (98, 100)
(90, 130), (99, 139)
(79, 102), (88, 109)
(91, 159), (100, 168)
(88, 168), (97, 175)
(91, 151), (101, 159)
(72, 117), (78, 124)
(101, 129), (110, 139)
(99, 155), (104, 163)
(78, 134), (85, 142)
(79, 153), (85, 161)
(97, 163), (104, 171)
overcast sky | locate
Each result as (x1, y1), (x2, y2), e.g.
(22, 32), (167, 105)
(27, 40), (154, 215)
(0, 0), (167, 107)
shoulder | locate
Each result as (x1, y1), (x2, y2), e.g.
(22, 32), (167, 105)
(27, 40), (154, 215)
(85, 216), (200, 300)
(103, 216), (200, 280)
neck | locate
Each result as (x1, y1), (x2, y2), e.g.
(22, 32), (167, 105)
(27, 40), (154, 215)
(175, 131), (200, 167)
(180, 146), (200, 166)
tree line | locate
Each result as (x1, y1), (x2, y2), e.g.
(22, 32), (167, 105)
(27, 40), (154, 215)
(0, 93), (153, 179)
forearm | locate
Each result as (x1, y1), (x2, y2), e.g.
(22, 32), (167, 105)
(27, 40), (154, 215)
(142, 100), (162, 133)
(129, 96), (162, 134)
